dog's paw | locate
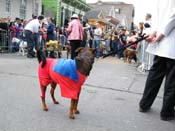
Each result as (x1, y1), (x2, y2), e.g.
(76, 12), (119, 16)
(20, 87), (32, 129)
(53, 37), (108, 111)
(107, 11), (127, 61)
(69, 115), (75, 119)
(54, 101), (59, 104)
(42, 107), (48, 111)
(74, 110), (80, 114)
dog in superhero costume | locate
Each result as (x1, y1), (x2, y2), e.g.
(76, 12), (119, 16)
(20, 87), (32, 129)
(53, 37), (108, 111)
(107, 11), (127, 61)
(37, 47), (96, 119)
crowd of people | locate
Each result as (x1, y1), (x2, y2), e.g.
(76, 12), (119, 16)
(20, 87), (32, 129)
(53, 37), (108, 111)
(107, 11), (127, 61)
(0, 15), (157, 79)
(0, 14), (151, 67)
(0, 14), (150, 63)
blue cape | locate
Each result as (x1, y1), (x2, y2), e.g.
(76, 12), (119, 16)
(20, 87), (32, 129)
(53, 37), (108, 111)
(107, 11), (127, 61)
(52, 59), (78, 82)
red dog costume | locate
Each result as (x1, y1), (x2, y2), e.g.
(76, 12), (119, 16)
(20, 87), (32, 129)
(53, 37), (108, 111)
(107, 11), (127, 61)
(38, 58), (87, 99)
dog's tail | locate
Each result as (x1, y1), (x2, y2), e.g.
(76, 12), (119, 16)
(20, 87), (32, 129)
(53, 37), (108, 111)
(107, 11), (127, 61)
(37, 50), (46, 68)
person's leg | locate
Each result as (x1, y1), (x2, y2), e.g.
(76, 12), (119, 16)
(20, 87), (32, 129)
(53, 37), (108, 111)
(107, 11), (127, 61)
(70, 40), (81, 59)
(38, 35), (41, 49)
(34, 34), (39, 51)
(74, 40), (81, 56)
(25, 30), (34, 57)
(139, 56), (166, 111)
(120, 45), (125, 58)
(112, 40), (118, 56)
(60, 35), (63, 47)
(109, 39), (112, 52)
(160, 58), (175, 120)
(89, 39), (93, 48)
(93, 40), (98, 57)
(70, 41), (75, 59)
(9, 33), (13, 52)
(118, 44), (123, 58)
(81, 39), (86, 47)
(96, 40), (101, 57)
(111, 40), (115, 52)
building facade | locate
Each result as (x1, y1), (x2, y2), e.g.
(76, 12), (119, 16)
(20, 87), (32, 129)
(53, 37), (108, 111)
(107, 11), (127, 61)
(0, 0), (42, 20)
(42, 0), (91, 27)
(89, 1), (134, 31)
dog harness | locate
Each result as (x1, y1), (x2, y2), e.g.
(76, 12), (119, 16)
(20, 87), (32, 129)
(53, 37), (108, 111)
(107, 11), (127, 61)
(38, 58), (87, 99)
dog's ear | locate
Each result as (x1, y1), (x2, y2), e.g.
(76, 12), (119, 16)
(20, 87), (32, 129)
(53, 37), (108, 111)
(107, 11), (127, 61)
(75, 47), (84, 53)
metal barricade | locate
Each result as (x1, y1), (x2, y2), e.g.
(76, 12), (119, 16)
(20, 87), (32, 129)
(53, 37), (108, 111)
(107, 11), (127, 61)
(0, 30), (9, 53)
(137, 40), (154, 71)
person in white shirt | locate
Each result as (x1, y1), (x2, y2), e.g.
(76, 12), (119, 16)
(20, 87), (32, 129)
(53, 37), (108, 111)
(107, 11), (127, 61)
(144, 13), (152, 28)
(139, 0), (175, 121)
(24, 16), (44, 58)
(93, 22), (102, 58)
(137, 13), (154, 71)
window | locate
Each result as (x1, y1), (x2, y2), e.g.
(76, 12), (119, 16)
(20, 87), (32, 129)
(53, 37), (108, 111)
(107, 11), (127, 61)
(34, 3), (39, 16)
(33, 0), (40, 16)
(6, 0), (11, 13)
(19, 0), (27, 19)
(115, 8), (120, 14)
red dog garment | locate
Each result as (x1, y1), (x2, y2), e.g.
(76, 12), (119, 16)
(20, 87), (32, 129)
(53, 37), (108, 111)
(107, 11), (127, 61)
(38, 58), (87, 99)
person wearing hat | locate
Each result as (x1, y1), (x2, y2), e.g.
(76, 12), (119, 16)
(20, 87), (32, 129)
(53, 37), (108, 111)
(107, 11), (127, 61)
(66, 14), (84, 59)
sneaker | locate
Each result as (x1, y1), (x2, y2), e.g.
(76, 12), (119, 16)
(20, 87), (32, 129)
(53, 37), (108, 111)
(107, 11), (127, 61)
(120, 57), (124, 60)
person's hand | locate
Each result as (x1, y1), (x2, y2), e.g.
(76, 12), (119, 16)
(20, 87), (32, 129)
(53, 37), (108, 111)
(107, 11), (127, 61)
(146, 35), (153, 43)
(146, 32), (157, 43)
(151, 33), (164, 43)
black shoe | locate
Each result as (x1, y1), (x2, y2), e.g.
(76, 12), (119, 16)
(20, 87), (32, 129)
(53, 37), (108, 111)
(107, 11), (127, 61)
(160, 111), (175, 121)
(139, 107), (150, 113)
(32, 51), (36, 56)
(160, 116), (175, 121)
(27, 55), (34, 58)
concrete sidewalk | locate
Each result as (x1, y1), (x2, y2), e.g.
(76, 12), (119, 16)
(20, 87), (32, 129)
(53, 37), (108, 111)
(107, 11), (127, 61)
(0, 53), (174, 131)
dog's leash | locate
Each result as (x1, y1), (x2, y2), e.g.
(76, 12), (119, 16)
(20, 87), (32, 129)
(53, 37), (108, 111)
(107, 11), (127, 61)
(102, 35), (149, 58)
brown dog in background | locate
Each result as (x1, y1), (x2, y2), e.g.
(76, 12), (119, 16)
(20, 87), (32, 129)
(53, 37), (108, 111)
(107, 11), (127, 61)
(37, 47), (95, 119)
(124, 48), (137, 63)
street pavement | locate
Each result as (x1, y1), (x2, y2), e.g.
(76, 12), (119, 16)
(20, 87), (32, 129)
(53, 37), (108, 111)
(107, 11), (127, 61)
(0, 52), (174, 131)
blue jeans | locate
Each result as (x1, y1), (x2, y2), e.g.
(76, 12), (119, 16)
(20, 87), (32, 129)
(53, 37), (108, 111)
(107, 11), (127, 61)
(112, 39), (118, 53)
(118, 44), (125, 58)
(58, 35), (66, 46)
(93, 39), (101, 57)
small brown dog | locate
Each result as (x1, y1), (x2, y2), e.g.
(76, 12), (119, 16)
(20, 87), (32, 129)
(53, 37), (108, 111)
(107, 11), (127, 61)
(124, 48), (137, 63)
(37, 47), (95, 119)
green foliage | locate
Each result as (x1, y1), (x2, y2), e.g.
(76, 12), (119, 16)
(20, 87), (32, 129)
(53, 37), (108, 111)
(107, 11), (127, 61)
(42, 0), (57, 16)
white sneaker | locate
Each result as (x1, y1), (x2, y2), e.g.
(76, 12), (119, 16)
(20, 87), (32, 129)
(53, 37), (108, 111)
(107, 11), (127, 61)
(120, 57), (124, 60)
